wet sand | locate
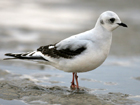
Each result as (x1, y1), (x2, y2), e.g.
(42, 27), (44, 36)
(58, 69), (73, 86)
(0, 57), (140, 105)
(0, 68), (137, 105)
(0, 0), (140, 105)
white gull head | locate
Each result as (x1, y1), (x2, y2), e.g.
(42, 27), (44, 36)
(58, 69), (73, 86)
(95, 11), (127, 32)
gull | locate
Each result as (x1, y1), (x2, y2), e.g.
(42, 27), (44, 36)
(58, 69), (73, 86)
(4, 11), (127, 89)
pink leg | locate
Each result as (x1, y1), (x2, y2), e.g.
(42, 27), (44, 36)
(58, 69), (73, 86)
(71, 72), (76, 89)
(75, 73), (79, 89)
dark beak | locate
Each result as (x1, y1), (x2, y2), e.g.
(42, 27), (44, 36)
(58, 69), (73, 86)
(117, 23), (127, 27)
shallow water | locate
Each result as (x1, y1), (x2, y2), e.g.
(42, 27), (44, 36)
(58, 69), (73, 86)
(0, 99), (27, 105)
(0, 0), (140, 105)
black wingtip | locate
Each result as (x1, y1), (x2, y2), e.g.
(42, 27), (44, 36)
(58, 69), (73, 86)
(4, 53), (15, 60)
(5, 53), (16, 57)
(5, 53), (12, 56)
(3, 58), (8, 60)
(3, 58), (16, 60)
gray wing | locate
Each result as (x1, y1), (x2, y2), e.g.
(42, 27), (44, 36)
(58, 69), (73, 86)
(37, 43), (86, 59)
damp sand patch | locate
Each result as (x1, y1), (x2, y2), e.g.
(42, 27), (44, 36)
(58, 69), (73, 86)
(0, 69), (138, 105)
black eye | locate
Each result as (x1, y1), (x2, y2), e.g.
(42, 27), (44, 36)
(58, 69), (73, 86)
(109, 18), (115, 23)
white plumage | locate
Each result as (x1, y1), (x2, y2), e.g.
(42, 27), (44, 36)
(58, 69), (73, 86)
(5, 11), (127, 89)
